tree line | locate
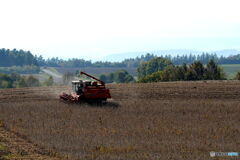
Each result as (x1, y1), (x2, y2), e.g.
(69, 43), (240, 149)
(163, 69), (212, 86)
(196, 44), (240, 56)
(137, 57), (229, 83)
(0, 48), (240, 69)
(0, 65), (40, 74)
(36, 53), (240, 68)
(0, 48), (38, 67)
(168, 53), (240, 65)
(99, 70), (134, 83)
(35, 53), (155, 68)
(0, 73), (54, 89)
(0, 48), (39, 74)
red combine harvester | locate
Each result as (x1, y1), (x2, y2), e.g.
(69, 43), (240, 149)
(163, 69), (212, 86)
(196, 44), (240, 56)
(59, 72), (111, 103)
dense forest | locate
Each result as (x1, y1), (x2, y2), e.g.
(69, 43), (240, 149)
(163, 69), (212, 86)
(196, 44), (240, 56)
(0, 48), (240, 70)
(169, 53), (240, 65)
(0, 49), (39, 74)
(137, 58), (227, 82)
(0, 48), (38, 66)
(35, 54), (154, 68)
(36, 53), (240, 68)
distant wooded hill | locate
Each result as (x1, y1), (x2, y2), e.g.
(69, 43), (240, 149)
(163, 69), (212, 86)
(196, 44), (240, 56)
(100, 49), (240, 62)
(0, 48), (240, 69)
(0, 48), (38, 67)
(36, 53), (240, 68)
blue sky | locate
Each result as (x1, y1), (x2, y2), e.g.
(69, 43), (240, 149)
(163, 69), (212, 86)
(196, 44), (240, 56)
(0, 0), (239, 60)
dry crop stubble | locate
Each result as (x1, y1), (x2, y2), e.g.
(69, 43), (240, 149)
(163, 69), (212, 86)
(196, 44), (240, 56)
(0, 81), (239, 159)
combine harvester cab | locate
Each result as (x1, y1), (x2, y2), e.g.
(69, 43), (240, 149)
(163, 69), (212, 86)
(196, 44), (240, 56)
(59, 72), (111, 103)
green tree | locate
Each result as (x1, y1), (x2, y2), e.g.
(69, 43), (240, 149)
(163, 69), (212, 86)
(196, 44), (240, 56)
(0, 48), (38, 67)
(14, 77), (27, 88)
(26, 75), (40, 87)
(185, 68), (197, 80)
(108, 73), (114, 83)
(0, 73), (13, 88)
(137, 63), (147, 78)
(161, 65), (178, 81)
(1, 80), (9, 88)
(114, 70), (134, 83)
(43, 76), (54, 86)
(205, 59), (225, 80)
(235, 72), (240, 80)
(175, 65), (187, 80)
(124, 74), (134, 82)
(190, 61), (205, 80)
(99, 74), (107, 82)
(138, 60), (226, 83)
(138, 71), (163, 83)
(114, 70), (126, 83)
(137, 57), (172, 78)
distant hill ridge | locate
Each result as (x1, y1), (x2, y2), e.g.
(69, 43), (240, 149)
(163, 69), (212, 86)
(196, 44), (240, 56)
(0, 48), (38, 67)
(101, 49), (240, 62)
(1, 48), (240, 69)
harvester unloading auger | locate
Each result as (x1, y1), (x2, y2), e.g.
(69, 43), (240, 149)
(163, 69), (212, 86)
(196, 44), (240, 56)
(59, 72), (111, 103)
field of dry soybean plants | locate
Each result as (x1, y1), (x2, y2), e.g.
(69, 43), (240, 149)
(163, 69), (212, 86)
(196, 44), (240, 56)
(0, 81), (240, 160)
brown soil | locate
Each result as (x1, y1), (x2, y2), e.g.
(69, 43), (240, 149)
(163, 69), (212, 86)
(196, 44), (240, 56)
(0, 81), (239, 160)
(0, 126), (60, 160)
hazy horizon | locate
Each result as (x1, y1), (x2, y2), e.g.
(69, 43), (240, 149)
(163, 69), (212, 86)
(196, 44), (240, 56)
(0, 0), (239, 60)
